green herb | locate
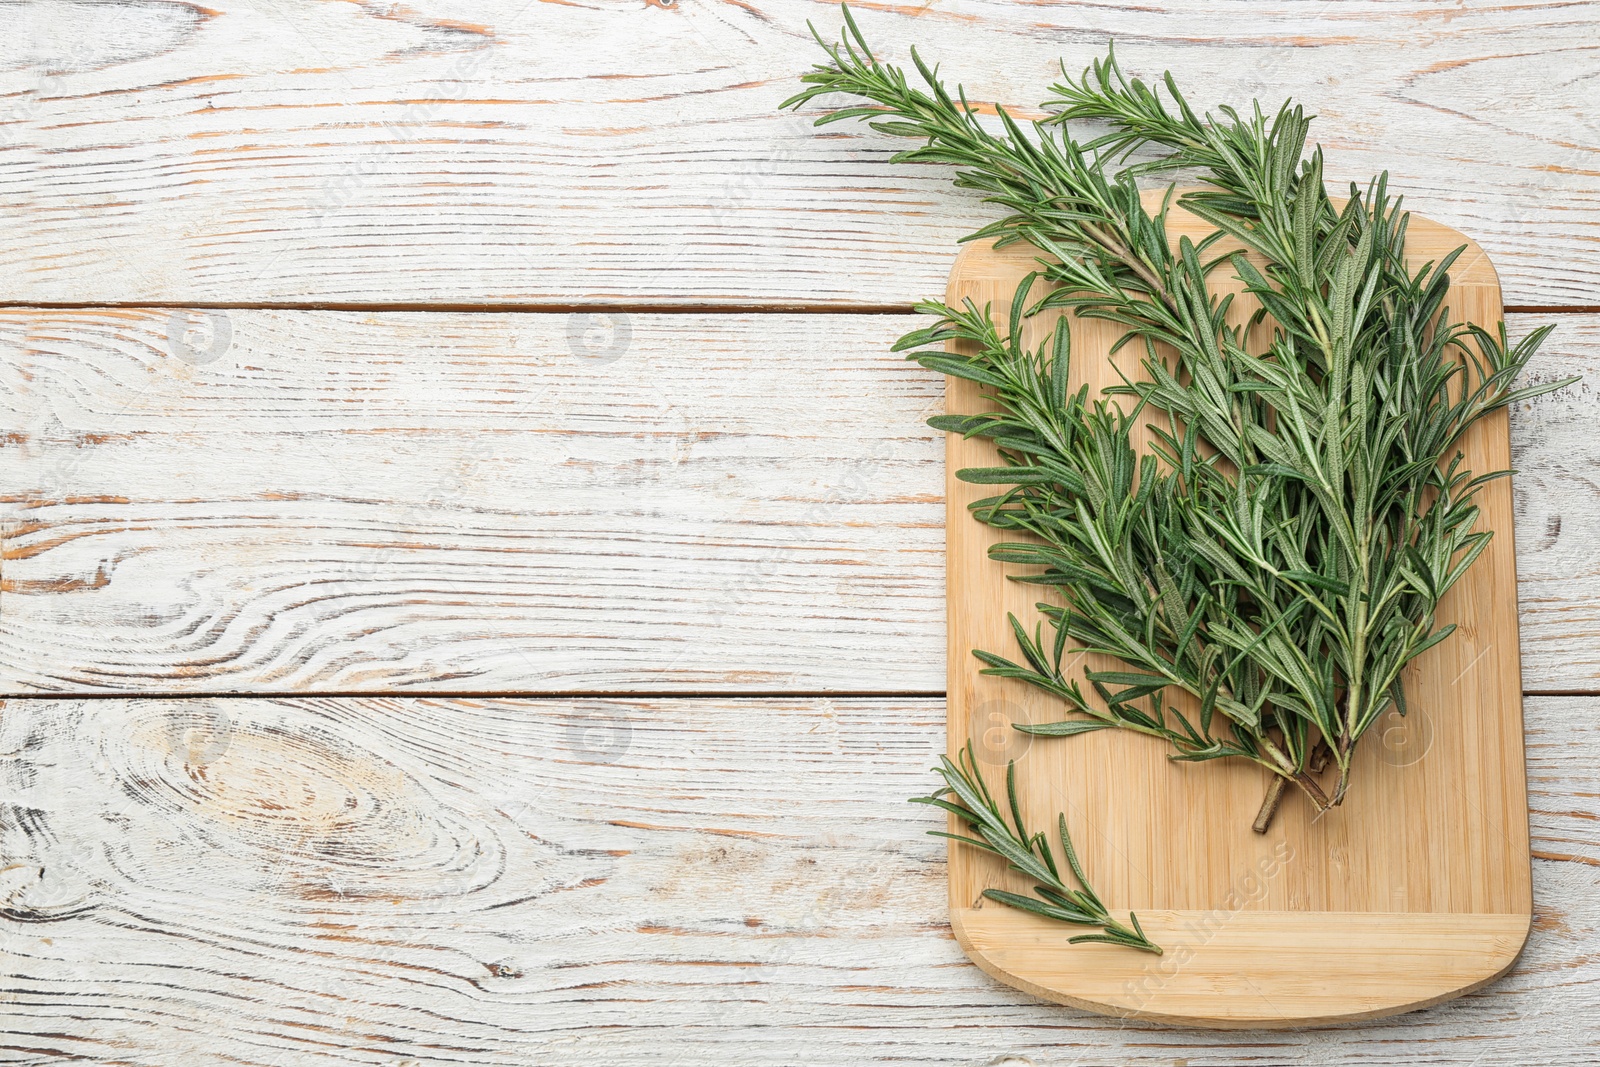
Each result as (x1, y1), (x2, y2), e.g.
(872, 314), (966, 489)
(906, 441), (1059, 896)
(787, 5), (1574, 861)
(913, 742), (1161, 954)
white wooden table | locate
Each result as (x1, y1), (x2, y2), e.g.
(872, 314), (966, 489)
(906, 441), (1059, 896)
(1, 2), (1596, 1063)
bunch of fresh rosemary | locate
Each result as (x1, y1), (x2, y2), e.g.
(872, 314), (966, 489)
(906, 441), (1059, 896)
(786, 8), (1575, 951)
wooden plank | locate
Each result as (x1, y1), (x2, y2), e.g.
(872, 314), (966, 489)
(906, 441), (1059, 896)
(0, 309), (946, 693)
(2, 0), (1597, 308)
(1509, 313), (1600, 691)
(942, 212), (1529, 1025)
(0, 695), (1593, 1064)
(2, 307), (1595, 694)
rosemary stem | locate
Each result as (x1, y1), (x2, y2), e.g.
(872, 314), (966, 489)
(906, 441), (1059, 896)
(1252, 776), (1289, 834)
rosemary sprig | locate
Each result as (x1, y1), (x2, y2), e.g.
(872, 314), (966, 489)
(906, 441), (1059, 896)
(787, 7), (1578, 830)
(913, 742), (1161, 954)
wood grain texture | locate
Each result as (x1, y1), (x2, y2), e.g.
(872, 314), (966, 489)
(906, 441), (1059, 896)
(2, 305), (1595, 693)
(1509, 312), (1600, 691)
(0, 695), (1594, 1065)
(2, 0), (1595, 1058)
(0, 309), (946, 692)
(942, 209), (1530, 1025)
(1, 0), (1597, 307)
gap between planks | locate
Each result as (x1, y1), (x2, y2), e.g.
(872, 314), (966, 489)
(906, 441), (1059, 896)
(2, 688), (1594, 701)
(0, 689), (952, 701)
(0, 301), (916, 315)
(1, 302), (1595, 315)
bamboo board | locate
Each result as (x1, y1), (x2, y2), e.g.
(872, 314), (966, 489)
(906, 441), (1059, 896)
(942, 197), (1532, 1028)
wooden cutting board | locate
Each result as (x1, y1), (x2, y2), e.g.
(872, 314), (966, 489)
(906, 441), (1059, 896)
(942, 195), (1532, 1028)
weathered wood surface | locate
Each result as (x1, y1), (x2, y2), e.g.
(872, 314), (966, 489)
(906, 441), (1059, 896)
(0, 309), (946, 692)
(4, 1), (1599, 1058)
(0, 695), (1594, 1065)
(3, 0), (1598, 308)
(2, 308), (1595, 693)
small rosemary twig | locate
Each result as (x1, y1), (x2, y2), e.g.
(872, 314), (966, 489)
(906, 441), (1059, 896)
(913, 742), (1162, 953)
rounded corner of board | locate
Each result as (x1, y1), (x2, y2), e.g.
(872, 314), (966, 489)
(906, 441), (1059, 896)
(949, 907), (1531, 1029)
(1404, 214), (1503, 298)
